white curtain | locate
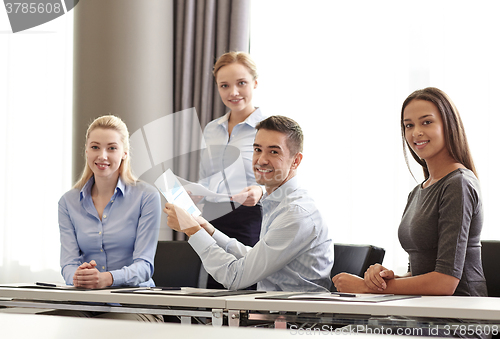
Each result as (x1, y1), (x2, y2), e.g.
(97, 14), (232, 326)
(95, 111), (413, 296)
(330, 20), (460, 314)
(250, 0), (500, 274)
(0, 12), (73, 283)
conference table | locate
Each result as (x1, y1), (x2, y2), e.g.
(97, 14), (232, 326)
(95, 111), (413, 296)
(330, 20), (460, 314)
(1, 284), (499, 335)
(225, 292), (500, 336)
(0, 284), (231, 325)
(0, 312), (400, 338)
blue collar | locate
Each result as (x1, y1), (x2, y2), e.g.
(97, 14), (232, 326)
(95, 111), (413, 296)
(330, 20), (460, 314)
(80, 176), (125, 201)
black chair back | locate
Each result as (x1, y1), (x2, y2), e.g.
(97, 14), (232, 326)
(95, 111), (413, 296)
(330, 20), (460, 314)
(330, 243), (385, 292)
(481, 240), (500, 297)
(152, 241), (204, 288)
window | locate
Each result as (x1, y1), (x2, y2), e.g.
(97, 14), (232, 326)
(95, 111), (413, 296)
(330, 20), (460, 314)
(251, 0), (500, 273)
(0, 10), (73, 283)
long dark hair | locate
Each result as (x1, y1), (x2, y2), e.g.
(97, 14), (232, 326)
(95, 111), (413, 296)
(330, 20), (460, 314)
(401, 87), (477, 180)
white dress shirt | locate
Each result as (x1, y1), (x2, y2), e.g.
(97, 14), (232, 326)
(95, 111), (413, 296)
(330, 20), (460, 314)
(188, 176), (334, 291)
(199, 108), (266, 203)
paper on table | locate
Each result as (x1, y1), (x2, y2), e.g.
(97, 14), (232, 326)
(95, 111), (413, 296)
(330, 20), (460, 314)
(111, 288), (266, 297)
(287, 292), (357, 299)
(35, 282), (75, 289)
(175, 176), (230, 198)
(277, 293), (418, 303)
(154, 169), (201, 218)
(35, 282), (74, 289)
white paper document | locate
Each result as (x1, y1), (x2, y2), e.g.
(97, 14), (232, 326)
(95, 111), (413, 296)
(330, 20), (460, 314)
(175, 176), (230, 198)
(265, 292), (419, 303)
(154, 169), (201, 217)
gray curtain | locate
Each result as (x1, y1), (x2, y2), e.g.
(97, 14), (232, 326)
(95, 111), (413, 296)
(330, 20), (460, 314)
(72, 0), (174, 183)
(173, 0), (251, 182)
(72, 0), (175, 241)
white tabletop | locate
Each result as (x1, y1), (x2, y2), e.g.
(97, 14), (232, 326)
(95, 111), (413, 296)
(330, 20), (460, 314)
(0, 285), (227, 309)
(225, 292), (500, 322)
(3, 285), (500, 324)
(0, 313), (392, 338)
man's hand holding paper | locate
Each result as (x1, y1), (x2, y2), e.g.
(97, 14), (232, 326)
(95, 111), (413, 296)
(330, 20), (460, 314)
(164, 203), (216, 237)
(164, 203), (201, 236)
(154, 169), (201, 217)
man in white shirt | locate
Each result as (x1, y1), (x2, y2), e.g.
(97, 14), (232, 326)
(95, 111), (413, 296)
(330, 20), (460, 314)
(164, 115), (333, 291)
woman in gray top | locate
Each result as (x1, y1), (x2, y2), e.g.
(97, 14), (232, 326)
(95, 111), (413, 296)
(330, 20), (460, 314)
(333, 87), (487, 296)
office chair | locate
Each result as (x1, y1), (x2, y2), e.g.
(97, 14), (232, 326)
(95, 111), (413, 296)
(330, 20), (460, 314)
(330, 243), (385, 292)
(481, 240), (500, 298)
(152, 241), (207, 288)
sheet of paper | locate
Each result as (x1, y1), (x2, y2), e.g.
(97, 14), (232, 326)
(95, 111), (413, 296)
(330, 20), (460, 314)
(276, 293), (418, 303)
(35, 282), (75, 289)
(154, 169), (201, 217)
(287, 292), (350, 299)
(175, 176), (230, 198)
(112, 288), (266, 297)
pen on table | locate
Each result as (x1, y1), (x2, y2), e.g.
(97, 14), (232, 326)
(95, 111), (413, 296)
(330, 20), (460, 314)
(36, 282), (57, 287)
(149, 287), (182, 291)
(333, 292), (356, 297)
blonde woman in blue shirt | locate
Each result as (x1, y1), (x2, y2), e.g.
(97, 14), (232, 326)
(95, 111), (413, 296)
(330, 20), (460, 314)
(58, 116), (161, 318)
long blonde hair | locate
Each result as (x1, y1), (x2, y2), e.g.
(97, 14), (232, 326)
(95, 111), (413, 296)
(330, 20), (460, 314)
(74, 115), (137, 189)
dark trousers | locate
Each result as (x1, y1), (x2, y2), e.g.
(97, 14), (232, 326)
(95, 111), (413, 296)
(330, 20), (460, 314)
(202, 202), (262, 289)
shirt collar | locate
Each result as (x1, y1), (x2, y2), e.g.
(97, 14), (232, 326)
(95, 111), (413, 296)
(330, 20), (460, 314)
(79, 176), (125, 201)
(217, 107), (264, 128)
(262, 175), (300, 202)
(80, 176), (94, 201)
(115, 176), (126, 196)
(217, 112), (231, 125)
(245, 108), (265, 128)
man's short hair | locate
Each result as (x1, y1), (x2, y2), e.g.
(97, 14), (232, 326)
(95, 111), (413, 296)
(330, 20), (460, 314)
(256, 115), (303, 155)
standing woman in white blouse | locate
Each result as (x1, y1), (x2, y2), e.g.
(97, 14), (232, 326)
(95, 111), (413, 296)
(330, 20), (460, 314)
(195, 52), (266, 288)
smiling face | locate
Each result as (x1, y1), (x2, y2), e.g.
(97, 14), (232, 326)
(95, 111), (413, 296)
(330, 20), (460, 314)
(253, 129), (302, 194)
(216, 62), (257, 117)
(403, 99), (449, 163)
(85, 128), (127, 182)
